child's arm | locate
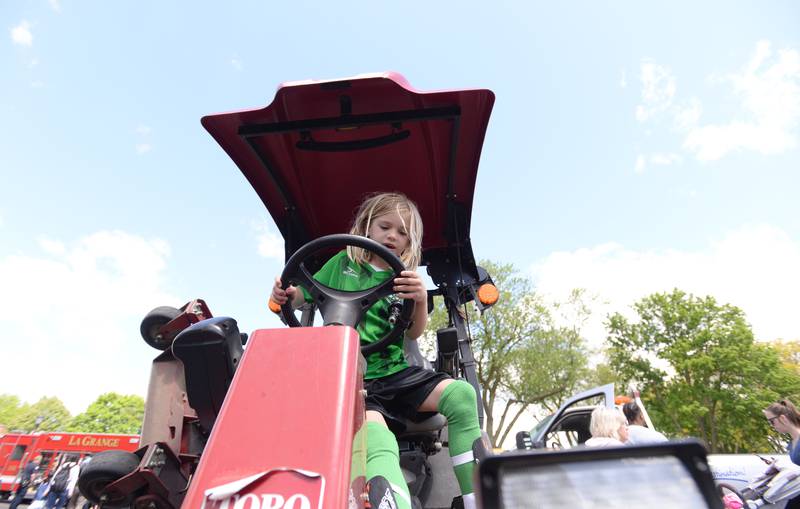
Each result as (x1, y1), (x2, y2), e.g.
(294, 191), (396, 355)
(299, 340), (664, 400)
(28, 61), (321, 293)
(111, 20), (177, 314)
(393, 270), (428, 340)
(271, 276), (305, 309)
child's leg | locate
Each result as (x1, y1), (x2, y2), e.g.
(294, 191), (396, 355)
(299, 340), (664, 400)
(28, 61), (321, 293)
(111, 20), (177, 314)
(366, 412), (412, 509)
(421, 380), (481, 504)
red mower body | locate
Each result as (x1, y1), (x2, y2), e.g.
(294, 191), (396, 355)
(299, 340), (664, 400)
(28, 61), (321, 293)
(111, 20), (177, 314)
(181, 326), (366, 509)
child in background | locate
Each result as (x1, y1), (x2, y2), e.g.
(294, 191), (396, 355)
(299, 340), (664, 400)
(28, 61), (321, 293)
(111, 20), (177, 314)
(272, 192), (481, 509)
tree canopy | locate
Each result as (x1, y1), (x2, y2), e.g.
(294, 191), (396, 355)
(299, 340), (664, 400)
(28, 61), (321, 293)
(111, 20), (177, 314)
(0, 394), (22, 429)
(606, 289), (800, 453)
(9, 397), (72, 432)
(425, 261), (590, 447)
(67, 393), (144, 434)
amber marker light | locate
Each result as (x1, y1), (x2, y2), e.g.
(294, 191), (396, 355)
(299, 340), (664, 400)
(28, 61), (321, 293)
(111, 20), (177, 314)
(268, 298), (281, 314)
(477, 284), (499, 306)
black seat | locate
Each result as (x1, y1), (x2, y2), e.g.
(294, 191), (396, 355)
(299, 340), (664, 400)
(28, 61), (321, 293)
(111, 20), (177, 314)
(172, 317), (244, 434)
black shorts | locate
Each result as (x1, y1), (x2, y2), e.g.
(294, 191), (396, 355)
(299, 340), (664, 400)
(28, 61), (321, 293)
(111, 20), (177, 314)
(365, 365), (450, 433)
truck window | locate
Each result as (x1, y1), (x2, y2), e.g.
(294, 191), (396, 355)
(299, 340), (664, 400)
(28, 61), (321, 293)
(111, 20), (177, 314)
(10, 445), (27, 461)
(544, 411), (593, 449)
(545, 429), (581, 449)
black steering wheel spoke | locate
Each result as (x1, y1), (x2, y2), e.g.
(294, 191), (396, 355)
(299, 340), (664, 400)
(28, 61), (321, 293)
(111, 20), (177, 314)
(289, 263), (328, 304)
(358, 278), (396, 312)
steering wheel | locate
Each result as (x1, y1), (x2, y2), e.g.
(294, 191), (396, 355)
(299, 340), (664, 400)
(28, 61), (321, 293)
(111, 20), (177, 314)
(279, 234), (415, 355)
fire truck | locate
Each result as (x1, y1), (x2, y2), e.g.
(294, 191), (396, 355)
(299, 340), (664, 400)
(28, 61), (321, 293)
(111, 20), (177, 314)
(0, 432), (140, 500)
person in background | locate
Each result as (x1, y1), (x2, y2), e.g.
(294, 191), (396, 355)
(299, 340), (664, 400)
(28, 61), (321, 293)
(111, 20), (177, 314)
(9, 456), (39, 509)
(764, 399), (800, 465)
(28, 472), (52, 509)
(45, 459), (76, 509)
(764, 399), (800, 509)
(622, 401), (668, 444)
(65, 458), (83, 509)
(585, 407), (629, 447)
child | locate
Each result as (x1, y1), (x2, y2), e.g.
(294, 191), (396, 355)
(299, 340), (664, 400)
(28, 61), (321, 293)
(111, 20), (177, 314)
(271, 192), (481, 509)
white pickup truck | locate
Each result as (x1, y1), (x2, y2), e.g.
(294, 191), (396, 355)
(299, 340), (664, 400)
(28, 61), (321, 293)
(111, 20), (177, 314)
(517, 384), (794, 508)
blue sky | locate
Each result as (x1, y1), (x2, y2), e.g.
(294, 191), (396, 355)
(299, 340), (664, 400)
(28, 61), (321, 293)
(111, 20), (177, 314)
(2, 1), (799, 420)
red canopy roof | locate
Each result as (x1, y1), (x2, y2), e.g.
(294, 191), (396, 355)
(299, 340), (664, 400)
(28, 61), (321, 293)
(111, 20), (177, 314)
(202, 72), (494, 262)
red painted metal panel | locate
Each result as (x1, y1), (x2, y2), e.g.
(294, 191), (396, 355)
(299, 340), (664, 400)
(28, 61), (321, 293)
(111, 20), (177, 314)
(181, 326), (365, 509)
(201, 72), (494, 254)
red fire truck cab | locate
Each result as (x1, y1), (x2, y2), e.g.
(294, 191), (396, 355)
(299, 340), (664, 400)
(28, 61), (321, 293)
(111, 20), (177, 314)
(0, 432), (140, 499)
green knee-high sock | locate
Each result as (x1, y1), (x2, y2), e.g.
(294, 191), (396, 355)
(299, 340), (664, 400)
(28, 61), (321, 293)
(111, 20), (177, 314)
(438, 380), (481, 495)
(366, 421), (411, 509)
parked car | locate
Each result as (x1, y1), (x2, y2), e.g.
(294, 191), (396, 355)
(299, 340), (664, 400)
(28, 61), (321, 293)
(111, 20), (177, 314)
(516, 384), (792, 508)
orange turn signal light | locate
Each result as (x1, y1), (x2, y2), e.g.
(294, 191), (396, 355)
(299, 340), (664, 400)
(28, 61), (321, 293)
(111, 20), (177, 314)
(268, 299), (281, 314)
(477, 284), (499, 306)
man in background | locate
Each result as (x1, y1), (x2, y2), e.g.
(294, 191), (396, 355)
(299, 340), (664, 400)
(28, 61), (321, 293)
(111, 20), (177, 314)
(9, 456), (40, 509)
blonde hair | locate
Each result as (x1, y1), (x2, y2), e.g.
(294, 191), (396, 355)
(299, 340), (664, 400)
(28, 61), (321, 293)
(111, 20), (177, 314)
(346, 192), (423, 270)
(590, 407), (628, 441)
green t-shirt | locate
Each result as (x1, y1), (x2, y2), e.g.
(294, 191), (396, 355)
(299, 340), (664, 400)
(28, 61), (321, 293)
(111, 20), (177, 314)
(302, 250), (408, 379)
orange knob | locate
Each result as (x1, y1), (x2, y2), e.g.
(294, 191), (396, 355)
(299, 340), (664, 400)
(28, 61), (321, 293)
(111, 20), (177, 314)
(268, 299), (282, 314)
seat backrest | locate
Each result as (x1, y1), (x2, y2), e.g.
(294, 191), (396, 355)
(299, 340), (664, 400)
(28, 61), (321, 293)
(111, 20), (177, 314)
(172, 317), (243, 433)
(403, 337), (433, 370)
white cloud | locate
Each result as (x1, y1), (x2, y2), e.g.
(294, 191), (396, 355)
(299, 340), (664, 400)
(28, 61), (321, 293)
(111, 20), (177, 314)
(682, 41), (800, 161)
(11, 20), (33, 47)
(635, 61), (676, 122)
(530, 223), (800, 351)
(37, 236), (66, 255)
(49, 0), (61, 12)
(29, 58), (39, 68)
(634, 152), (682, 173)
(673, 97), (702, 130)
(650, 152), (682, 165)
(254, 221), (284, 261)
(231, 56), (243, 71)
(0, 231), (178, 413)
(634, 41), (800, 162)
(135, 125), (152, 154)
(634, 154), (645, 173)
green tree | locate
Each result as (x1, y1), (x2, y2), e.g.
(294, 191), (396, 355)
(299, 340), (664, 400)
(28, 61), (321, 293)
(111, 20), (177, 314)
(67, 393), (144, 434)
(425, 261), (590, 447)
(607, 289), (800, 453)
(773, 340), (800, 379)
(0, 394), (22, 429)
(11, 397), (72, 431)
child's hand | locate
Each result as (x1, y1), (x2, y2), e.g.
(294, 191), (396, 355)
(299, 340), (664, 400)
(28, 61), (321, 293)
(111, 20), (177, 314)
(393, 270), (427, 304)
(271, 276), (297, 305)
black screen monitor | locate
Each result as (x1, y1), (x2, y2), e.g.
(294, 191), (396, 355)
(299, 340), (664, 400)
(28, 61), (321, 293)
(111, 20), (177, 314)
(476, 440), (722, 509)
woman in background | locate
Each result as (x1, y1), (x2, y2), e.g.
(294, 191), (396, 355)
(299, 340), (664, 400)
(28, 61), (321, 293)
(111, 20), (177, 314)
(764, 399), (800, 465)
(585, 407), (628, 447)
